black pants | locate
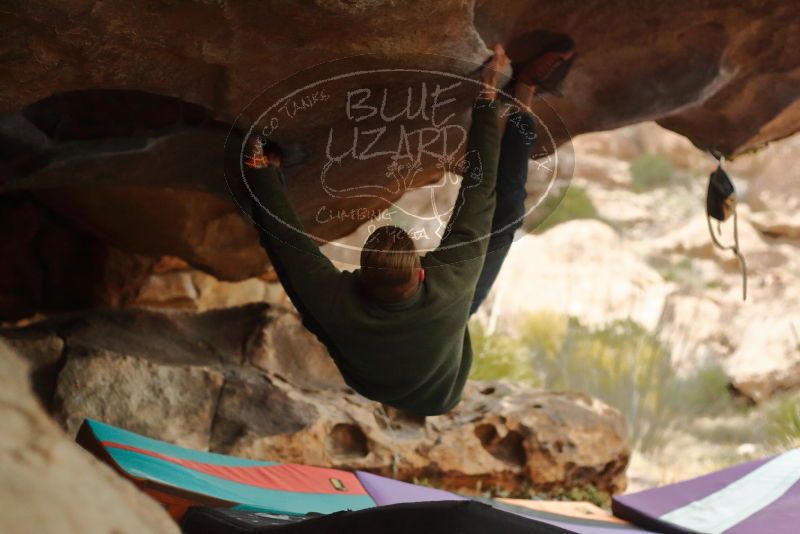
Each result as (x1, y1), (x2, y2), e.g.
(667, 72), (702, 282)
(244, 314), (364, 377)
(469, 111), (537, 315)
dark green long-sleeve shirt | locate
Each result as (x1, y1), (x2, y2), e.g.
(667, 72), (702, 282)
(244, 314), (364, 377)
(245, 99), (500, 415)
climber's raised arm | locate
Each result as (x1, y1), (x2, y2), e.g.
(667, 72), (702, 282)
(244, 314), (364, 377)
(243, 139), (342, 319)
(424, 45), (507, 268)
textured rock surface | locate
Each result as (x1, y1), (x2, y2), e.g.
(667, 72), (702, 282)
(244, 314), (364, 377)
(3, 1), (798, 155)
(1, 1), (799, 316)
(488, 220), (670, 330)
(719, 283), (800, 403)
(650, 208), (800, 401)
(0, 193), (169, 321)
(0, 329), (65, 409)
(478, 0), (800, 155)
(222, 380), (629, 494)
(483, 120), (800, 403)
(0, 340), (180, 534)
(2, 304), (630, 495)
(746, 134), (800, 242)
(132, 262), (288, 311)
(56, 348), (226, 449)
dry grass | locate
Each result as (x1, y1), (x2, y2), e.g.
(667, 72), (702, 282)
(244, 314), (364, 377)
(472, 312), (737, 453)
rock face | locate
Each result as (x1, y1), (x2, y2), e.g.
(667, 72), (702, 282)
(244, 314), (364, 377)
(2, 1), (800, 319)
(650, 206), (800, 401)
(2, 304), (630, 496)
(485, 120), (800, 404)
(477, 0), (800, 156)
(0, 340), (179, 534)
(488, 220), (671, 331)
(57, 349), (226, 449)
(3, 1), (798, 155)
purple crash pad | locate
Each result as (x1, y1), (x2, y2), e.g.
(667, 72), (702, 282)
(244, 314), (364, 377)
(613, 450), (800, 534)
(355, 471), (465, 506)
(356, 471), (655, 534)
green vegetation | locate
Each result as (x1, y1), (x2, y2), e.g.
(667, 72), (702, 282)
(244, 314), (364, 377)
(530, 485), (611, 509)
(470, 313), (732, 452)
(629, 154), (675, 192)
(472, 481), (609, 508)
(413, 476), (609, 508)
(705, 279), (725, 289)
(672, 390), (800, 458)
(676, 365), (732, 415)
(767, 396), (800, 448)
(470, 322), (539, 384)
(526, 185), (604, 234)
(656, 257), (695, 285)
(650, 255), (723, 291)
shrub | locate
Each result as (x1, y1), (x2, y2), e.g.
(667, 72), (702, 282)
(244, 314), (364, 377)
(520, 315), (678, 450)
(767, 396), (800, 448)
(474, 312), (733, 452)
(658, 257), (694, 284)
(526, 185), (603, 233)
(629, 154), (674, 192)
(529, 485), (611, 509)
(677, 364), (732, 415)
(472, 481), (610, 508)
(469, 321), (540, 385)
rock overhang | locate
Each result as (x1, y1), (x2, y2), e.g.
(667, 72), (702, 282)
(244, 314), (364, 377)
(2, 0), (800, 312)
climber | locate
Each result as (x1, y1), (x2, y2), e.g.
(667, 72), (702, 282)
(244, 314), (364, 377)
(241, 44), (574, 416)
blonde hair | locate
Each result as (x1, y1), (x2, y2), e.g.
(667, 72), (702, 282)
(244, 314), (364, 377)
(360, 226), (421, 302)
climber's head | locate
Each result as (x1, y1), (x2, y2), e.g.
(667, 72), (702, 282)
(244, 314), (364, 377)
(360, 226), (423, 304)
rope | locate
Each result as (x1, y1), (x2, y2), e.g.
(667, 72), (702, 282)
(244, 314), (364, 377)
(706, 205), (748, 301)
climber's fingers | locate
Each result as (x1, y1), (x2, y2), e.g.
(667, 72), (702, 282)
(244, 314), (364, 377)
(480, 44), (511, 99)
(492, 44), (511, 72)
(243, 135), (270, 169)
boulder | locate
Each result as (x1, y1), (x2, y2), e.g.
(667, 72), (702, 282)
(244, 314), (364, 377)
(133, 270), (201, 309)
(652, 206), (792, 275)
(55, 347), (225, 449)
(0, 340), (179, 534)
(655, 293), (728, 377)
(247, 307), (346, 389)
(219, 379), (629, 495)
(1, 329), (64, 410)
(3, 304), (630, 496)
(131, 267), (289, 311)
(749, 210), (800, 242)
(719, 290), (800, 403)
(487, 220), (671, 330)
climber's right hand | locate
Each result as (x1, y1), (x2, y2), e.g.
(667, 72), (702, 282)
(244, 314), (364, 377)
(479, 44), (510, 101)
